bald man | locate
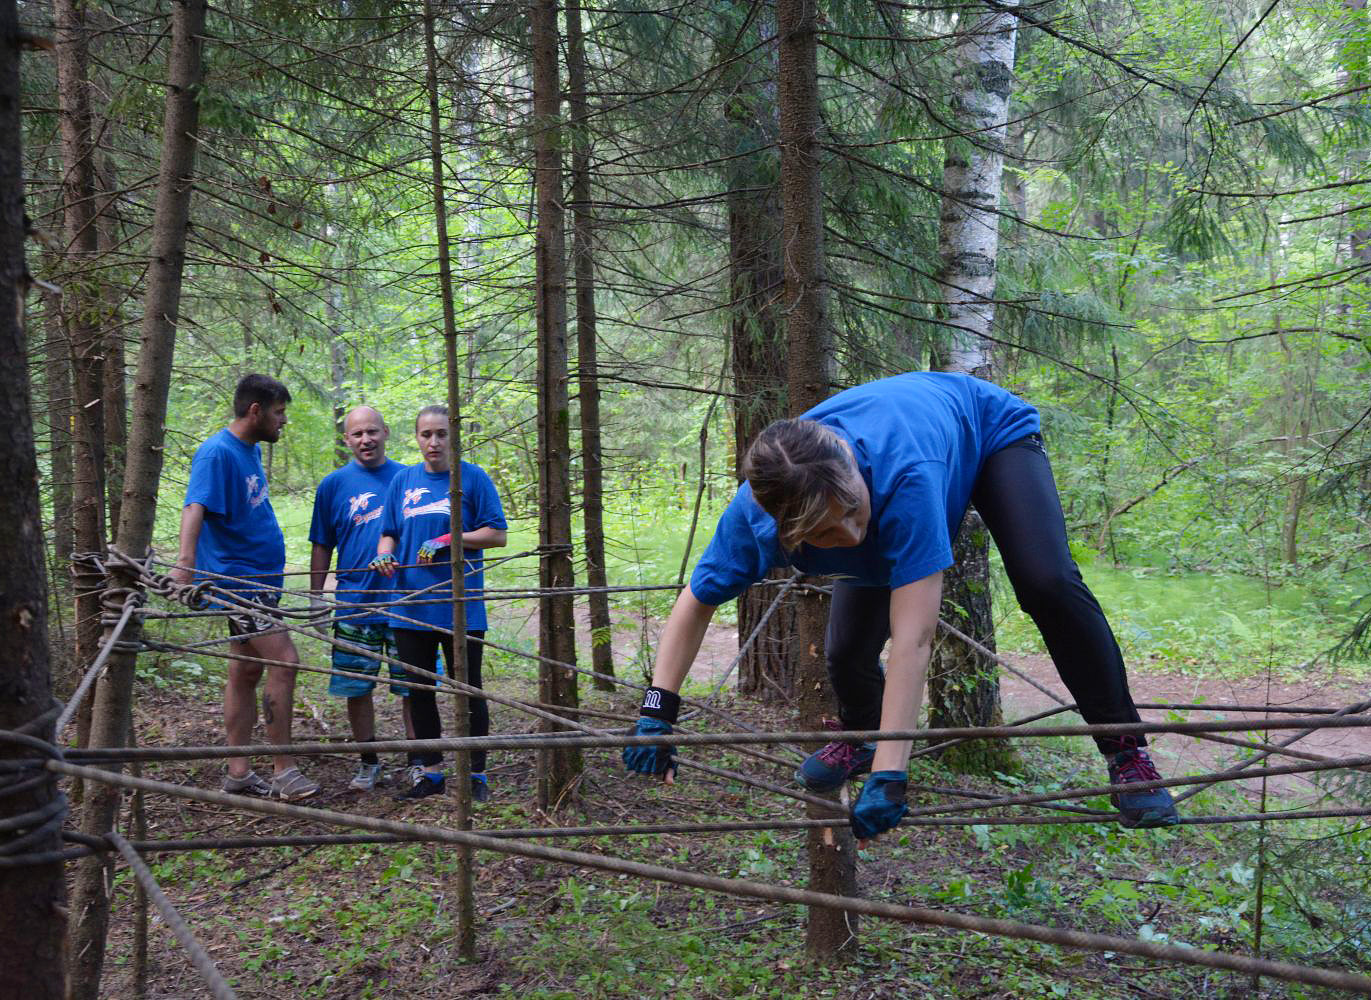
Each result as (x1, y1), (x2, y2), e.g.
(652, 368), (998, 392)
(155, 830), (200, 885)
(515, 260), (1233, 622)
(309, 406), (406, 790)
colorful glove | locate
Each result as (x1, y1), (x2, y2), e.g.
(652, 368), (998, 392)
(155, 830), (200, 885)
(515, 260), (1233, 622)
(622, 717), (677, 777)
(368, 552), (398, 577)
(417, 533), (452, 564)
(851, 771), (908, 841)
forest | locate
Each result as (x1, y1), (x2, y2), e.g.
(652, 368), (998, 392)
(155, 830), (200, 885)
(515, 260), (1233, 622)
(2, 0), (1371, 996)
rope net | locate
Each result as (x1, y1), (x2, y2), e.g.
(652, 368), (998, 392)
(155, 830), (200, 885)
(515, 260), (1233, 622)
(5, 547), (1371, 996)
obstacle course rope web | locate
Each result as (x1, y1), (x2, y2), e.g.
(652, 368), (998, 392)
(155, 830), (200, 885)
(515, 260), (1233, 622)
(6, 546), (1371, 996)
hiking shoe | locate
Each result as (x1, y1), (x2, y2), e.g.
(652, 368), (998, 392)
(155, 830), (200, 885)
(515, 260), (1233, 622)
(394, 771), (446, 801)
(222, 770), (271, 797)
(1108, 745), (1180, 829)
(269, 767), (320, 801)
(796, 723), (877, 792)
(404, 764), (424, 788)
(349, 762), (385, 792)
(471, 773), (490, 803)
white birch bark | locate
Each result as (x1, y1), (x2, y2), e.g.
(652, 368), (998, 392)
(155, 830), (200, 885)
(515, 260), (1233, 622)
(936, 2), (1019, 377)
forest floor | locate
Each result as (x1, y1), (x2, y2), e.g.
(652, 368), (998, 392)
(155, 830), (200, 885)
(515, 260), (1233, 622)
(91, 607), (1371, 1000)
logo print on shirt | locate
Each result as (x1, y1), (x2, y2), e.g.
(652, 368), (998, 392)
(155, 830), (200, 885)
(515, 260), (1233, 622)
(348, 491), (382, 526)
(245, 474), (269, 509)
(404, 487), (430, 508)
(405, 497), (450, 519)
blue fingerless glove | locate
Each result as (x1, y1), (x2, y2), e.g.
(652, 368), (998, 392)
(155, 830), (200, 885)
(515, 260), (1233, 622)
(368, 552), (397, 574)
(851, 771), (908, 840)
(622, 716), (677, 777)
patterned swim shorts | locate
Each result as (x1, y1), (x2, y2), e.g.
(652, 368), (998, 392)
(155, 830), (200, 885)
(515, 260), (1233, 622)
(329, 623), (407, 698)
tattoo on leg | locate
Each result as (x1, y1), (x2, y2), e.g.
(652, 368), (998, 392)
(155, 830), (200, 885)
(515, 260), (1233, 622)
(262, 692), (275, 725)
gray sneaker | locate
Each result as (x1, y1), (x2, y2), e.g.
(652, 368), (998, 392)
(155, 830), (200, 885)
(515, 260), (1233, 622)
(269, 767), (320, 801)
(222, 770), (271, 797)
(349, 762), (384, 792)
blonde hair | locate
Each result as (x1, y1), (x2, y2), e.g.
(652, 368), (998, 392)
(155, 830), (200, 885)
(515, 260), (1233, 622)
(742, 419), (863, 550)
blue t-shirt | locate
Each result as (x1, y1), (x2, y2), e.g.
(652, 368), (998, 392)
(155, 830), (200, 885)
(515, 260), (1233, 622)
(379, 462), (508, 631)
(309, 458), (405, 626)
(184, 428), (286, 595)
(690, 373), (1040, 605)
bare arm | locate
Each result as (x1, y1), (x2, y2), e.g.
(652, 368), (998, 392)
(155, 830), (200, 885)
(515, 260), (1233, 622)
(461, 526), (507, 549)
(309, 543), (333, 595)
(650, 585), (717, 693)
(870, 571), (943, 774)
(171, 503), (206, 586)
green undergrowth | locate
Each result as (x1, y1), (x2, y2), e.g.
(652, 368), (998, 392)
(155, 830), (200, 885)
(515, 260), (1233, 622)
(105, 684), (1371, 999)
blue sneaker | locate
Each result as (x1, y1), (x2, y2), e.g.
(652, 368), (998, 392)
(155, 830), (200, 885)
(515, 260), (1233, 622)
(1108, 746), (1179, 829)
(796, 726), (876, 792)
(471, 773), (491, 803)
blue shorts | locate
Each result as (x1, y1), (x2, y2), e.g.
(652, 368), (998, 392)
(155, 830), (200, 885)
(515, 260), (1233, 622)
(328, 623), (407, 698)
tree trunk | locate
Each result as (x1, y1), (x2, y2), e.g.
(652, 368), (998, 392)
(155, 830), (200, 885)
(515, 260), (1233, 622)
(728, 177), (797, 703)
(56, 0), (109, 756)
(43, 285), (74, 583)
(326, 187), (349, 464)
(42, 284), (76, 698)
(423, 0), (477, 959)
(0, 2), (67, 991)
(566, 0), (614, 691)
(97, 154), (125, 540)
(777, 0), (856, 959)
(66, 4), (207, 996)
(927, 1), (1018, 774)
(531, 0), (581, 810)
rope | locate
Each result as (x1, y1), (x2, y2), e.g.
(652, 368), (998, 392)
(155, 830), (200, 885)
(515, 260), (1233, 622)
(48, 760), (1371, 994)
(57, 717), (1371, 764)
(0, 709), (68, 867)
(56, 591), (144, 735)
(105, 831), (238, 1000)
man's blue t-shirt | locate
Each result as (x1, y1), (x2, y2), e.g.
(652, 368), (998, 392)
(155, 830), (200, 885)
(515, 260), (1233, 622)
(183, 428), (286, 595)
(690, 373), (1040, 605)
(379, 462), (508, 631)
(309, 458), (405, 626)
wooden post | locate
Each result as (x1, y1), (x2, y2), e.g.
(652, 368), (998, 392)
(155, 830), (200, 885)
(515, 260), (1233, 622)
(566, 0), (615, 692)
(530, 0), (582, 810)
(776, 0), (858, 958)
(422, 0), (477, 959)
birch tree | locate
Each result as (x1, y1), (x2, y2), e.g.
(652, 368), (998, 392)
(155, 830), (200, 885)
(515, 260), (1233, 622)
(928, 0), (1019, 770)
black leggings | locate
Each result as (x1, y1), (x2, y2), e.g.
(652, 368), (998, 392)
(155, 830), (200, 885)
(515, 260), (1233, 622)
(392, 628), (489, 770)
(825, 435), (1143, 755)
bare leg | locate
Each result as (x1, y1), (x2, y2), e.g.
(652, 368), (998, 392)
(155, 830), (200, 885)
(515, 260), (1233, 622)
(243, 630), (301, 775)
(347, 694), (376, 743)
(223, 650), (263, 779)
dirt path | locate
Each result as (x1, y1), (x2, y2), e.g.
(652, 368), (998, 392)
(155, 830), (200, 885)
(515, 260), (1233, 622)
(505, 604), (1367, 801)
(999, 653), (1371, 800)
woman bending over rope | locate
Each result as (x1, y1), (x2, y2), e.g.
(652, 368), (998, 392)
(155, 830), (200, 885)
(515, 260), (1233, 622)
(623, 373), (1178, 840)
(370, 404), (508, 802)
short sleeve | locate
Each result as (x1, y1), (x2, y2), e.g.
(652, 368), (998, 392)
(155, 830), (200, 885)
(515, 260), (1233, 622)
(466, 466), (508, 532)
(688, 489), (779, 606)
(381, 474), (404, 539)
(877, 465), (954, 589)
(308, 480), (335, 548)
(185, 442), (228, 515)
